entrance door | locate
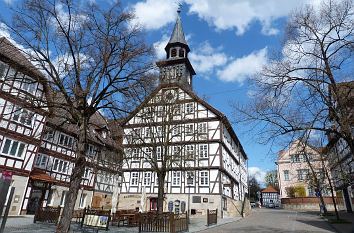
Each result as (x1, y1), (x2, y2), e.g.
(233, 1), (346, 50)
(27, 189), (43, 214)
(150, 198), (157, 211)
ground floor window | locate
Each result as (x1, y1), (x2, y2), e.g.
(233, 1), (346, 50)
(222, 197), (227, 210)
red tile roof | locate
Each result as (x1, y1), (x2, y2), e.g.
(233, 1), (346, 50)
(261, 185), (279, 193)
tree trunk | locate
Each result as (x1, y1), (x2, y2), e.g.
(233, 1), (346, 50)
(56, 119), (88, 233)
(157, 172), (166, 214)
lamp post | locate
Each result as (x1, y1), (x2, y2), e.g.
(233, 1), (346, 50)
(187, 173), (193, 224)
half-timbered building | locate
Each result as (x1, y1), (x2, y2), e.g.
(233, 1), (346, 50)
(0, 38), (121, 215)
(119, 12), (248, 217)
(0, 37), (47, 215)
(31, 109), (121, 213)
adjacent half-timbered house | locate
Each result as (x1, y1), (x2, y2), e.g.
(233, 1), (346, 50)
(119, 12), (248, 217)
(31, 110), (121, 212)
(0, 37), (48, 215)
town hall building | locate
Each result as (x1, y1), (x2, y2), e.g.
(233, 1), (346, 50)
(119, 11), (249, 217)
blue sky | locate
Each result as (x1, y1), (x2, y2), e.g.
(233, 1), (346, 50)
(0, 0), (324, 184)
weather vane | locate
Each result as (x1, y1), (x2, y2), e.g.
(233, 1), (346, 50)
(176, 1), (182, 14)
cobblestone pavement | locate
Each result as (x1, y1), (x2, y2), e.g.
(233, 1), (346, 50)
(199, 208), (336, 233)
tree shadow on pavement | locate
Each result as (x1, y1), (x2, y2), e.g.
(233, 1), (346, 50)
(296, 219), (335, 232)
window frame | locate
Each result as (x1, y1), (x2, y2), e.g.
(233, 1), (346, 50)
(199, 171), (209, 186)
(172, 171), (181, 186)
(1, 138), (26, 159)
(198, 144), (208, 158)
(131, 172), (139, 186)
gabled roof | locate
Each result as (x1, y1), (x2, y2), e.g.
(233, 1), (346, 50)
(261, 185), (278, 193)
(0, 37), (46, 82)
(120, 83), (248, 159)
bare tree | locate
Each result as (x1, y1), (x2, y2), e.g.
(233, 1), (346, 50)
(123, 88), (201, 213)
(2, 0), (153, 231)
(233, 0), (354, 153)
(232, 0), (354, 212)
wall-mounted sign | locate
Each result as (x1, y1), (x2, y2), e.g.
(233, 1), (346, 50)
(168, 201), (173, 212)
(1, 170), (12, 181)
(203, 198), (208, 203)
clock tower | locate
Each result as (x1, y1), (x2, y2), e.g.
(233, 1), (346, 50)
(156, 9), (196, 89)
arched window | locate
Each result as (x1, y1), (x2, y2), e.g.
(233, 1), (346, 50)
(171, 48), (177, 57)
(179, 49), (185, 58)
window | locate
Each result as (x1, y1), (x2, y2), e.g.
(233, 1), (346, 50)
(198, 123), (207, 134)
(58, 133), (74, 148)
(156, 147), (162, 160)
(284, 170), (289, 181)
(60, 191), (68, 206)
(52, 159), (69, 173)
(185, 124), (193, 135)
(174, 104), (181, 115)
(0, 62), (8, 79)
(47, 189), (54, 206)
(1, 138), (26, 159)
(132, 148), (139, 160)
(21, 76), (37, 95)
(173, 146), (180, 156)
(291, 154), (301, 163)
(297, 169), (309, 181)
(86, 144), (96, 157)
(143, 172), (151, 186)
(156, 126), (163, 138)
(186, 171), (195, 186)
(132, 128), (141, 139)
(12, 106), (34, 127)
(43, 130), (55, 142)
(145, 128), (152, 138)
(144, 147), (152, 160)
(179, 49), (185, 57)
(185, 103), (194, 114)
(157, 106), (164, 117)
(79, 193), (87, 208)
(131, 172), (139, 186)
(172, 126), (180, 136)
(185, 145), (194, 159)
(199, 171), (209, 186)
(171, 48), (177, 57)
(199, 144), (208, 158)
(172, 171), (181, 186)
(83, 168), (90, 178)
(35, 154), (48, 168)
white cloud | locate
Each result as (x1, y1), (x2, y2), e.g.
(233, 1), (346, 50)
(217, 47), (268, 83)
(153, 34), (170, 59)
(184, 0), (321, 36)
(249, 166), (266, 184)
(130, 0), (178, 30)
(189, 41), (228, 76)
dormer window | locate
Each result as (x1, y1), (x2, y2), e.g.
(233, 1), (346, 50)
(171, 48), (177, 57)
(179, 49), (185, 58)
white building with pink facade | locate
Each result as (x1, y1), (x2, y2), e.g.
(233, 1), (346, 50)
(277, 140), (332, 199)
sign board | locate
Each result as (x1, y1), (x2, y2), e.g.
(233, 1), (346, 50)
(1, 171), (12, 181)
(168, 201), (173, 212)
(83, 215), (109, 228)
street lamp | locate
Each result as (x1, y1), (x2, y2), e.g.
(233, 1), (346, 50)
(187, 173), (194, 224)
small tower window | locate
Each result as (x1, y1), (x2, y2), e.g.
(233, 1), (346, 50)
(171, 48), (177, 57)
(179, 49), (185, 58)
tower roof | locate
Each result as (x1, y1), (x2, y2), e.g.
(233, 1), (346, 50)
(165, 11), (190, 52)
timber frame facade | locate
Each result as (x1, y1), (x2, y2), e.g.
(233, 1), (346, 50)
(0, 37), (121, 215)
(119, 12), (248, 217)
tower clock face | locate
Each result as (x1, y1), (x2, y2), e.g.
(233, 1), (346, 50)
(163, 89), (177, 102)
